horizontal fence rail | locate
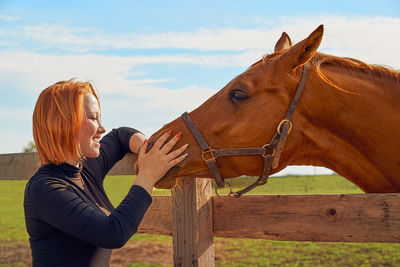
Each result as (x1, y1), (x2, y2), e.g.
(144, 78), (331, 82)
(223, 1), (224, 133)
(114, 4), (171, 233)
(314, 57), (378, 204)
(0, 152), (137, 179)
(138, 193), (400, 243)
(3, 152), (400, 243)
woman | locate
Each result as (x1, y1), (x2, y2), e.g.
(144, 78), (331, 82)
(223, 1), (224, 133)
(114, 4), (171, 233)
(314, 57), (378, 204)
(24, 80), (188, 266)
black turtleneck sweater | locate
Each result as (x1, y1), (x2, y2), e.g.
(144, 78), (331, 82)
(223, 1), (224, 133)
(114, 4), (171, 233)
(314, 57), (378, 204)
(24, 127), (152, 267)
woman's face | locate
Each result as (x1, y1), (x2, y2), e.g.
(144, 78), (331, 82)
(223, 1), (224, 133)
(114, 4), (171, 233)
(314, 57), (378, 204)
(78, 93), (106, 158)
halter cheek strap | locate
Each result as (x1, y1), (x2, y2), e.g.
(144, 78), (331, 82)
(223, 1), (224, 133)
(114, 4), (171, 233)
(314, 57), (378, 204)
(181, 62), (310, 197)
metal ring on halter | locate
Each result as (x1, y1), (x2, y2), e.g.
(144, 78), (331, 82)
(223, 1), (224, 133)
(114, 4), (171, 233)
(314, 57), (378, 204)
(215, 181), (233, 197)
(277, 119), (293, 135)
(261, 144), (275, 159)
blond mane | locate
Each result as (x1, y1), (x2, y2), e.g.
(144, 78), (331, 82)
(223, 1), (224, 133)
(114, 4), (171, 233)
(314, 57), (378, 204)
(315, 54), (400, 82)
(249, 52), (399, 95)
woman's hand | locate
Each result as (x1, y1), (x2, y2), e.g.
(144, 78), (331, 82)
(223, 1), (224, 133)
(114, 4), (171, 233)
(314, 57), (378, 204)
(134, 131), (188, 194)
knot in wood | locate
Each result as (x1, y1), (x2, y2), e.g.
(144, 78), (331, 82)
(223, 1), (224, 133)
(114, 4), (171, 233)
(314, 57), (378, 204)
(326, 208), (337, 216)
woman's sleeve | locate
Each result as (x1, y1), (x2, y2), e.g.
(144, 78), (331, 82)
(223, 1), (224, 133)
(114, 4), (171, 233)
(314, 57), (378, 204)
(28, 177), (152, 249)
(85, 127), (141, 182)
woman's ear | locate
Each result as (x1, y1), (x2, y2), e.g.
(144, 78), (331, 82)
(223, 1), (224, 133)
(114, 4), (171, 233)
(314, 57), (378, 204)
(277, 25), (324, 71)
(274, 32), (292, 52)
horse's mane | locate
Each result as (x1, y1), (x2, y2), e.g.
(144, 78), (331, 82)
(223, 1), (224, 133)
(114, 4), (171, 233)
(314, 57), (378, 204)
(249, 52), (399, 95)
(312, 54), (400, 94)
(315, 54), (400, 83)
(248, 52), (280, 69)
(252, 51), (399, 80)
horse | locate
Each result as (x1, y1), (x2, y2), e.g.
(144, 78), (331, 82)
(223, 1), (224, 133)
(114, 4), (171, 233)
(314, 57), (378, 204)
(148, 25), (400, 195)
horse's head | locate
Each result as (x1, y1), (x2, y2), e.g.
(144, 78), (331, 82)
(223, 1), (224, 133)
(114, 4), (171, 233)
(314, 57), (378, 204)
(149, 25), (324, 189)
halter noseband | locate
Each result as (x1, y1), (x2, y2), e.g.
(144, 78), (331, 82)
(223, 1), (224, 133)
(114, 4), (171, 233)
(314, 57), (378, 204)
(181, 63), (311, 197)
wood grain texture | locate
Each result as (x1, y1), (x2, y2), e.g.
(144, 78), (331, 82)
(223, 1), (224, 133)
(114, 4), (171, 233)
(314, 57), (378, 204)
(2, 153), (400, 244)
(134, 193), (400, 243)
(107, 153), (137, 176)
(171, 178), (215, 267)
(137, 196), (172, 235)
(212, 194), (400, 242)
(0, 152), (137, 179)
(0, 152), (40, 180)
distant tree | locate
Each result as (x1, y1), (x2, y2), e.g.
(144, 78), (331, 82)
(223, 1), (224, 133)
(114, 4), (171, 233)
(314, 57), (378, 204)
(23, 141), (37, 152)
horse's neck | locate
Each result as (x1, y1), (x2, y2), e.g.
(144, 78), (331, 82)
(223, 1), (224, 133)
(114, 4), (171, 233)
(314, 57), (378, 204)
(292, 65), (400, 192)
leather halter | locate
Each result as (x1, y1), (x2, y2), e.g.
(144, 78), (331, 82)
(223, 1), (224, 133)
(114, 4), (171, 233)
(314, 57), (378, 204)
(181, 62), (311, 197)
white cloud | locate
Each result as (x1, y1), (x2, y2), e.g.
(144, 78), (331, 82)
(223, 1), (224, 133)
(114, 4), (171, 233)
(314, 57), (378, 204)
(0, 106), (33, 154)
(0, 50), (220, 145)
(0, 23), (270, 52)
(273, 16), (400, 67)
(1, 15), (400, 157)
(0, 14), (21, 21)
(1, 16), (399, 66)
(0, 106), (31, 121)
(0, 129), (32, 154)
(0, 50), (258, 97)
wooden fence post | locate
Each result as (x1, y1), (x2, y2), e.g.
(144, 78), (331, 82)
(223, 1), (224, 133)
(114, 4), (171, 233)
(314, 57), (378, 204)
(171, 178), (215, 267)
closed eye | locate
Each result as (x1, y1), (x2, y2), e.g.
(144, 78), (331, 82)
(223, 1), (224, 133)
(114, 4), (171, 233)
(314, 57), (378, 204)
(86, 112), (102, 123)
(229, 89), (248, 102)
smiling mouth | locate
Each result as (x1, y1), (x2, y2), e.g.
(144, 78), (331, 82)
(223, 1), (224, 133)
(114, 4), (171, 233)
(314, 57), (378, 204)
(92, 138), (100, 145)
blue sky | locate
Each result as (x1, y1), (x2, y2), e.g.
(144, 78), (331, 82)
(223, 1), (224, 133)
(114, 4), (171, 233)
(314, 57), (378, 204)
(1, 0), (399, 175)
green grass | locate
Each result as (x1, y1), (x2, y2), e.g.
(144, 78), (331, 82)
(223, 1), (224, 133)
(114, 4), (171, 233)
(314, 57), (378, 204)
(214, 174), (364, 195)
(103, 175), (171, 205)
(0, 174), (366, 242)
(0, 180), (29, 241)
(214, 238), (400, 266)
(103, 174), (364, 202)
(1, 175), (398, 267)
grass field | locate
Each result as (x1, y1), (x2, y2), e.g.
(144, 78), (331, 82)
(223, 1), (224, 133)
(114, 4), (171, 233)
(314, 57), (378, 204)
(1, 175), (400, 266)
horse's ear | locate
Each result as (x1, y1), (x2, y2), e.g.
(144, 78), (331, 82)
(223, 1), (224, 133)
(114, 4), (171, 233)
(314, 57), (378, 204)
(274, 32), (292, 52)
(278, 25), (324, 71)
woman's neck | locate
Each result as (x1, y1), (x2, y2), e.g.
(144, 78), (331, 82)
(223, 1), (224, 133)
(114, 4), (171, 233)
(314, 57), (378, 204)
(65, 159), (80, 167)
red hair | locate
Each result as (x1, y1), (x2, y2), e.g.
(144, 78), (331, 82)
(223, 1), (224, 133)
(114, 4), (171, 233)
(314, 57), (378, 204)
(33, 80), (99, 165)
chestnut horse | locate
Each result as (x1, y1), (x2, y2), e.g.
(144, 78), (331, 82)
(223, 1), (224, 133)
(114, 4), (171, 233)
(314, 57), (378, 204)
(149, 25), (400, 194)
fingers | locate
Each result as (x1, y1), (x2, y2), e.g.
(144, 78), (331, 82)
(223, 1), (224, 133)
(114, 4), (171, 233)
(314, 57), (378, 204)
(166, 144), (188, 160)
(152, 130), (181, 152)
(152, 130), (173, 150)
(160, 132), (182, 154)
(168, 153), (188, 168)
(135, 131), (188, 188)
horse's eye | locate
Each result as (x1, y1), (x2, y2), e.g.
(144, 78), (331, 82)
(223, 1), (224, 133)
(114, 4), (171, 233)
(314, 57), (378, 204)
(230, 89), (248, 102)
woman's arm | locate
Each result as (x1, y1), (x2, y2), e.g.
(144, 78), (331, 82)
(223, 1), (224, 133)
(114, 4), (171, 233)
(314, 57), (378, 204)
(129, 132), (146, 154)
(88, 128), (188, 194)
(85, 127), (140, 182)
(26, 131), (188, 249)
(26, 177), (152, 249)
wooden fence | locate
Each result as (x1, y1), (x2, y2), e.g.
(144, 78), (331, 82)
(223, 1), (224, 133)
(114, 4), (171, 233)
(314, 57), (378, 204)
(2, 152), (400, 266)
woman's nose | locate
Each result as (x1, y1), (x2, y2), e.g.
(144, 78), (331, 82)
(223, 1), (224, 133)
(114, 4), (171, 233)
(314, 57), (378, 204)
(98, 123), (106, 134)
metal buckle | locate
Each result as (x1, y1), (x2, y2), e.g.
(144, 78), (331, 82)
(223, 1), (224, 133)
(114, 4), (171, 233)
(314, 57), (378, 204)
(215, 181), (233, 197)
(261, 144), (275, 158)
(202, 148), (216, 162)
(277, 119), (293, 135)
